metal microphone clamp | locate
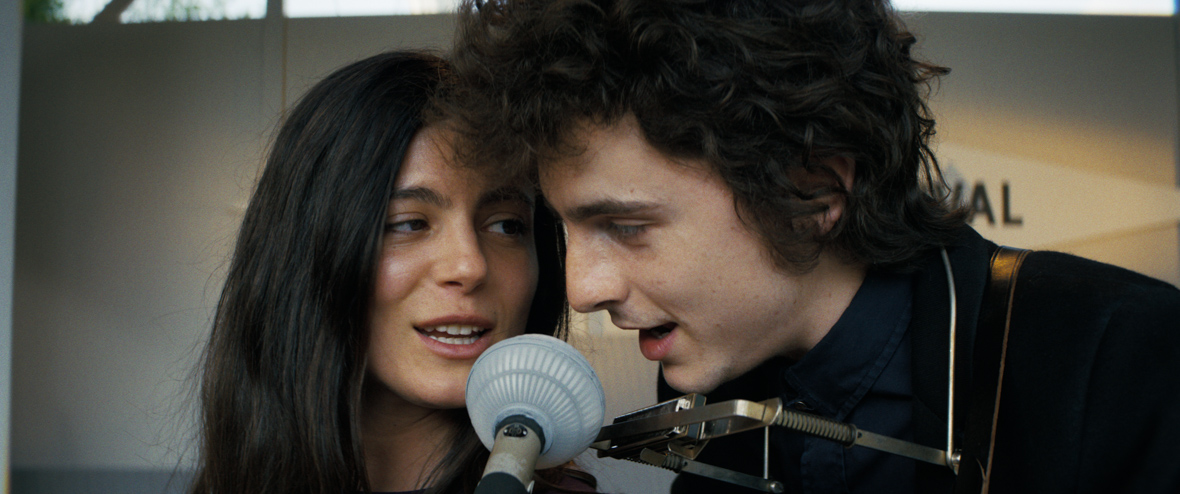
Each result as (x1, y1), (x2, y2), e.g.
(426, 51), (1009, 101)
(591, 393), (957, 492)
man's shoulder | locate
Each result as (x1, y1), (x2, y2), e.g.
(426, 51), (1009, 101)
(993, 250), (1180, 492)
(1014, 249), (1180, 319)
(1001, 248), (1180, 378)
(1020, 249), (1176, 291)
(925, 228), (1179, 331)
(938, 232), (1180, 354)
(949, 225), (1178, 297)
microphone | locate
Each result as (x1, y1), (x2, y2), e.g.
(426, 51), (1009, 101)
(466, 334), (605, 494)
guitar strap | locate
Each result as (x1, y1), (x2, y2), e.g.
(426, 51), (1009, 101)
(952, 246), (1030, 494)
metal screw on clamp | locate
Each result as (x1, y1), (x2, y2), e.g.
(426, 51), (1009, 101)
(502, 423), (529, 438)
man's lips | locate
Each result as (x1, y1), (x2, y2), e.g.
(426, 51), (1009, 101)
(637, 323), (677, 361)
(641, 323), (676, 339)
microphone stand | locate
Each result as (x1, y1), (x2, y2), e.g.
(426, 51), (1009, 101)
(591, 394), (958, 493)
(475, 415), (546, 494)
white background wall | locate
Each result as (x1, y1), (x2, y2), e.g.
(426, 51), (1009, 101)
(15, 20), (273, 473)
(9, 8), (1180, 494)
(909, 13), (1180, 282)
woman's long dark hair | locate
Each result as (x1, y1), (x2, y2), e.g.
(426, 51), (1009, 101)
(188, 51), (568, 494)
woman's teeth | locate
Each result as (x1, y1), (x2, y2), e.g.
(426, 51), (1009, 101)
(423, 325), (486, 345)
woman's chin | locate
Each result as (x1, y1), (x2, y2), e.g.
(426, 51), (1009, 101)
(406, 386), (467, 410)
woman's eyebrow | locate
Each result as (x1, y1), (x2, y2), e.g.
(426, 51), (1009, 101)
(478, 186), (535, 209)
(391, 186), (451, 208)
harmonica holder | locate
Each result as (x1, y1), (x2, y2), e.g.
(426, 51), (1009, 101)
(591, 393), (957, 492)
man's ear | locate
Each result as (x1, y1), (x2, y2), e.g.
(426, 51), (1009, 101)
(814, 155), (855, 235)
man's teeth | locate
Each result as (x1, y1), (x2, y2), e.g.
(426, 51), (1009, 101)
(424, 325), (486, 345)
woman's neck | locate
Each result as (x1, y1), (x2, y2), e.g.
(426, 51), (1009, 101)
(361, 382), (462, 492)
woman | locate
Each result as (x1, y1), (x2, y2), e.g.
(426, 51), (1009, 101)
(187, 51), (584, 493)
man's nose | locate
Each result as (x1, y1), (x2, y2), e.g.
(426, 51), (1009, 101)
(563, 238), (626, 313)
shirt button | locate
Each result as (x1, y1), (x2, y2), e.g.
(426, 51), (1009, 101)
(787, 399), (814, 412)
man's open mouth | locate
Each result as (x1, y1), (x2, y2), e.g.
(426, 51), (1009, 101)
(645, 323), (676, 339)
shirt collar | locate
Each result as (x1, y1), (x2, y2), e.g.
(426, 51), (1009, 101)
(779, 270), (913, 420)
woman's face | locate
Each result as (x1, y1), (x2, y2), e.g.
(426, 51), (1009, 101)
(366, 126), (539, 410)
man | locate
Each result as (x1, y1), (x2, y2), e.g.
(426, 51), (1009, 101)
(444, 0), (1180, 492)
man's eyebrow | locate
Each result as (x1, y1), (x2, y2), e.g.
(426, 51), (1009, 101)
(391, 187), (451, 208)
(478, 186), (535, 210)
(565, 200), (658, 222)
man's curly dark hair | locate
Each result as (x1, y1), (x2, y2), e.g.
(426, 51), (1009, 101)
(444, 0), (968, 271)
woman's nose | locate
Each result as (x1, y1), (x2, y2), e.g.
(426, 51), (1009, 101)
(435, 226), (488, 291)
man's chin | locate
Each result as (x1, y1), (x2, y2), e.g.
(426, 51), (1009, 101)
(661, 363), (724, 395)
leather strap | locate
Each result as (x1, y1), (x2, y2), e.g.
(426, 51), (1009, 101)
(953, 246), (1030, 494)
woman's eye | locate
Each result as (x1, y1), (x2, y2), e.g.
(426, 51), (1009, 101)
(386, 219), (428, 233)
(487, 218), (528, 236)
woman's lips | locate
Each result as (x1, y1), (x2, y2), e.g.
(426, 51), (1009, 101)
(418, 324), (488, 345)
(414, 316), (496, 359)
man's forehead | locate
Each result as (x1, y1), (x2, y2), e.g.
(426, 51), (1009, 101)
(539, 138), (717, 196)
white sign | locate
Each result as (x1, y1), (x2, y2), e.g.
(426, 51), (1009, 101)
(938, 142), (1180, 248)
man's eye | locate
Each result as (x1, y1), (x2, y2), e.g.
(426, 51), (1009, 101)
(386, 219), (428, 233)
(488, 219), (528, 236)
(606, 222), (646, 239)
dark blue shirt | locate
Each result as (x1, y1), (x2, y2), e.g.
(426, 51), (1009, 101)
(771, 270), (916, 493)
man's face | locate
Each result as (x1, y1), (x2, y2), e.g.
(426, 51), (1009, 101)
(541, 116), (846, 393)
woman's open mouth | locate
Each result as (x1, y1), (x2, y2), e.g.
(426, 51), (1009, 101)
(417, 325), (489, 345)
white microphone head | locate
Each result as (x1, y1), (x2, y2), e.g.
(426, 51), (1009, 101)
(466, 334), (605, 469)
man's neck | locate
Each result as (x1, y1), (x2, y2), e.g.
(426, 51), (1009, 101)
(781, 250), (867, 361)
